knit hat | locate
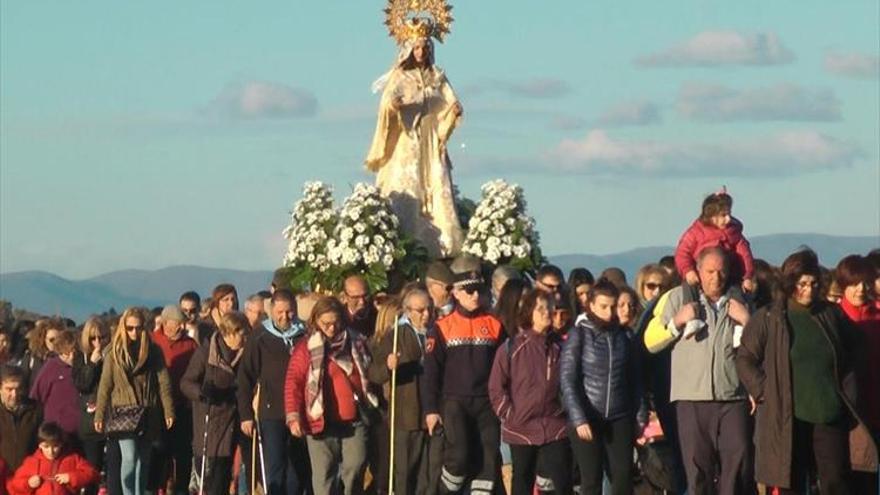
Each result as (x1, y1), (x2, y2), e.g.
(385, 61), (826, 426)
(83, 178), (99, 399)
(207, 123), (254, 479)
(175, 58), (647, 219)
(425, 261), (455, 285)
(160, 305), (186, 323)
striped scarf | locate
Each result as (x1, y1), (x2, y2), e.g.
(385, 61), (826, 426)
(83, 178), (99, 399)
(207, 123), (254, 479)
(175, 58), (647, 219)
(305, 329), (377, 422)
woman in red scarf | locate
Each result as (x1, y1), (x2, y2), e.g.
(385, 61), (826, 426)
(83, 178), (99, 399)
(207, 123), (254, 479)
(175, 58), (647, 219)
(836, 255), (880, 492)
(284, 297), (378, 495)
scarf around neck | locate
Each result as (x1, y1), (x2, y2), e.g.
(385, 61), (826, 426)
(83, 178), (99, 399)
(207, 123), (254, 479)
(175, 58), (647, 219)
(305, 329), (377, 422)
(262, 318), (306, 349)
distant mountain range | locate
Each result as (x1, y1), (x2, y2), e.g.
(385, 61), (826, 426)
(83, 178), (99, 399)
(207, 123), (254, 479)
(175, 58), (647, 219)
(1, 233), (876, 322)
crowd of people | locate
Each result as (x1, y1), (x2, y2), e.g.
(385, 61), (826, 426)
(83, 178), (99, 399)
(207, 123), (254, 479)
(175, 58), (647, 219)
(0, 190), (879, 495)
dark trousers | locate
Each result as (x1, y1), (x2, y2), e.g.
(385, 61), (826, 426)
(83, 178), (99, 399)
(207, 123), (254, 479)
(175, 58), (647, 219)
(82, 438), (106, 495)
(655, 400), (687, 493)
(194, 456), (233, 495)
(777, 419), (851, 495)
(150, 407), (193, 494)
(259, 419), (312, 495)
(509, 440), (572, 495)
(105, 438), (123, 495)
(676, 400), (754, 495)
(422, 430), (445, 495)
(569, 417), (634, 495)
(440, 397), (500, 494)
(366, 418), (389, 494)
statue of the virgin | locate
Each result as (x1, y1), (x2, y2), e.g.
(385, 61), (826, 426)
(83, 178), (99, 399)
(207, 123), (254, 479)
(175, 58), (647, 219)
(365, 0), (464, 257)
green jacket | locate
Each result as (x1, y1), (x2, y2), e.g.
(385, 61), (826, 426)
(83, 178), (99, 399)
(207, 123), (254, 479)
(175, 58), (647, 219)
(94, 340), (175, 439)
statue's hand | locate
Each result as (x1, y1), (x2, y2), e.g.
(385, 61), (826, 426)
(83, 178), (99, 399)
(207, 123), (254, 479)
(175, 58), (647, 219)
(453, 102), (463, 117)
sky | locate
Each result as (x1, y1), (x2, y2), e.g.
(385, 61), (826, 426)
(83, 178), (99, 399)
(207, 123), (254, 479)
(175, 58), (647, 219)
(1, 0), (878, 279)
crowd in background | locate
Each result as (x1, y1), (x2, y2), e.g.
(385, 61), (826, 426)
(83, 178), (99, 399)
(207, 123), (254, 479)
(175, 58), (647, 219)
(0, 191), (878, 495)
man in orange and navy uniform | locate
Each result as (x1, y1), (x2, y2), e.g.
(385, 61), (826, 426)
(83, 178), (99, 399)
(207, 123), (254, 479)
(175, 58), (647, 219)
(422, 257), (504, 495)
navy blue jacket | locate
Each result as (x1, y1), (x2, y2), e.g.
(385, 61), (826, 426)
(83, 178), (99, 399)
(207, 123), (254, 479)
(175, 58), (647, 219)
(560, 315), (646, 427)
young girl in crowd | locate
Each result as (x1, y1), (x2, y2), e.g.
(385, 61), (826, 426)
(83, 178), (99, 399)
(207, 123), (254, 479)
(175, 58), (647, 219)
(7, 422), (98, 495)
(675, 187), (755, 292)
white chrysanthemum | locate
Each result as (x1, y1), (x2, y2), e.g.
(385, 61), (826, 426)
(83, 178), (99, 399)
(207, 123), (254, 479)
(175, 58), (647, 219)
(461, 179), (541, 268)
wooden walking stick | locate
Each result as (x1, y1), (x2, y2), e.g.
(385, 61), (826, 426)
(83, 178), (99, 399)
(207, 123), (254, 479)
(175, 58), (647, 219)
(387, 315), (401, 495)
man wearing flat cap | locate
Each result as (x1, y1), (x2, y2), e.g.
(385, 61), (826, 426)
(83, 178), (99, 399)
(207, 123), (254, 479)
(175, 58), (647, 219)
(422, 256), (503, 495)
(425, 261), (456, 318)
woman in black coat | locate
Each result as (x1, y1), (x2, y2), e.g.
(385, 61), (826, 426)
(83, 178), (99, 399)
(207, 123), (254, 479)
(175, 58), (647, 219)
(181, 311), (248, 495)
(72, 317), (113, 495)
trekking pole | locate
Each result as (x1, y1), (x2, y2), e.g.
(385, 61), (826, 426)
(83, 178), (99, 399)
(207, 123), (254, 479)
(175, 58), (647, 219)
(198, 403), (211, 495)
(256, 421), (269, 494)
(253, 384), (269, 494)
(387, 315), (400, 495)
(250, 427), (257, 495)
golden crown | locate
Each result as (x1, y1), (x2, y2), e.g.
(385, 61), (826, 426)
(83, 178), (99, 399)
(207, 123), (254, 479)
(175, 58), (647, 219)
(384, 0), (454, 44)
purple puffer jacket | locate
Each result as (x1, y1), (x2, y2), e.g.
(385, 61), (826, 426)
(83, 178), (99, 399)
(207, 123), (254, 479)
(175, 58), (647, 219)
(30, 356), (81, 434)
(488, 330), (567, 446)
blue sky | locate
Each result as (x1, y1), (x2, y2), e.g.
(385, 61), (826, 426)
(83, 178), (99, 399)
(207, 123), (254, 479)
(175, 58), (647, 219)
(2, 0), (878, 279)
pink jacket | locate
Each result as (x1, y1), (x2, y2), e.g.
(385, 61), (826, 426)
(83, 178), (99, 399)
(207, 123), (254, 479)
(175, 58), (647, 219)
(675, 217), (754, 281)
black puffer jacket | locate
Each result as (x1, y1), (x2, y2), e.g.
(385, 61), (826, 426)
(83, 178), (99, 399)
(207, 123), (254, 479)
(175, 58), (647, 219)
(560, 315), (645, 427)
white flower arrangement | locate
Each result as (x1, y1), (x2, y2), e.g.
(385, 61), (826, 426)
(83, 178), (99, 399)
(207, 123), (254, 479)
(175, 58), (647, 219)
(282, 181), (337, 272)
(326, 183), (402, 282)
(282, 181), (407, 292)
(461, 179), (542, 270)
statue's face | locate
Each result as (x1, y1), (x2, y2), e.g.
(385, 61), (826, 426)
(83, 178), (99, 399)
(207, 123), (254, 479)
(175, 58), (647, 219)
(412, 41), (428, 65)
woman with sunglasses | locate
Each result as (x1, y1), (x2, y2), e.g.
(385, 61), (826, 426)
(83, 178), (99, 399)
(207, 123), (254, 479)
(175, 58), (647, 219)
(73, 317), (111, 495)
(634, 264), (669, 307)
(94, 307), (175, 495)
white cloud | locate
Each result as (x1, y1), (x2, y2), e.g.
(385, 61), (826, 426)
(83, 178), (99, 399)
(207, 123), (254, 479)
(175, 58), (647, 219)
(677, 83), (840, 122)
(597, 101), (661, 126)
(547, 129), (862, 177)
(463, 78), (572, 99)
(636, 30), (794, 67)
(548, 115), (589, 131)
(205, 81), (318, 119)
(824, 52), (880, 79)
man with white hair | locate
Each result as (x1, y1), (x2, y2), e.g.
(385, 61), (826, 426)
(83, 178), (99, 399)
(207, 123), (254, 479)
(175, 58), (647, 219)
(369, 288), (439, 495)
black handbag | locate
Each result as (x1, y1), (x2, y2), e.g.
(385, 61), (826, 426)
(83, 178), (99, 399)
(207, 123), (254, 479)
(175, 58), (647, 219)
(105, 404), (146, 434)
(355, 394), (381, 427)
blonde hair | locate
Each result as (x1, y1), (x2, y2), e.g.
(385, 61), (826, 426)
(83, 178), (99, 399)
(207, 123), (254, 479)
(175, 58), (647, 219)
(635, 264), (669, 304)
(110, 307), (150, 368)
(80, 317), (109, 354)
(372, 295), (401, 345)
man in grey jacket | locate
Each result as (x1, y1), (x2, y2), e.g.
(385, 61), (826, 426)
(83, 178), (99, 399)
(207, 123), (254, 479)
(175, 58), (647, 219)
(655, 247), (754, 495)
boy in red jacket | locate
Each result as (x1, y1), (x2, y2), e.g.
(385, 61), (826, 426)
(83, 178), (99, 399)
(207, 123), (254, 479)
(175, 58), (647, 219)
(7, 422), (98, 495)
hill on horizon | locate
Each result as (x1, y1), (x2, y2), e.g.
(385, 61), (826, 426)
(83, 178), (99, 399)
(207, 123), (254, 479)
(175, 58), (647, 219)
(1, 233), (876, 322)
